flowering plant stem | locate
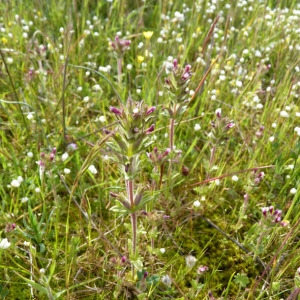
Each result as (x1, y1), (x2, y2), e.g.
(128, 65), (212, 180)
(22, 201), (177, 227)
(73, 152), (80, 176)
(169, 117), (175, 152)
(126, 178), (137, 257)
(117, 57), (122, 86)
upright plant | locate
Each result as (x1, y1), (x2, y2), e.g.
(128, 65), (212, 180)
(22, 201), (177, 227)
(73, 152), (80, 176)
(163, 59), (192, 151)
(107, 98), (156, 271)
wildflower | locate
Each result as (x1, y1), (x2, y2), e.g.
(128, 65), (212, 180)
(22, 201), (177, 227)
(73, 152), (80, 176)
(92, 84), (101, 91)
(232, 175), (239, 182)
(88, 165), (98, 175)
(236, 80), (243, 87)
(27, 112), (34, 120)
(83, 96), (89, 102)
(197, 265), (209, 275)
(21, 197), (29, 203)
(185, 255), (197, 268)
(161, 275), (172, 287)
(215, 108), (222, 118)
(280, 220), (289, 227)
(7, 57), (13, 64)
(98, 116), (106, 123)
(160, 248), (166, 254)
(0, 238), (11, 249)
(110, 35), (131, 55)
(67, 143), (77, 152)
(121, 256), (127, 264)
(290, 188), (297, 195)
(35, 187), (41, 193)
(1, 37), (8, 44)
(64, 168), (71, 174)
(61, 152), (69, 161)
(143, 31), (154, 40)
(109, 106), (122, 116)
(269, 136), (275, 142)
(11, 179), (21, 188)
(280, 110), (289, 118)
(137, 55), (144, 63)
(262, 207), (269, 217)
(193, 200), (201, 208)
(5, 223), (16, 232)
(194, 124), (201, 131)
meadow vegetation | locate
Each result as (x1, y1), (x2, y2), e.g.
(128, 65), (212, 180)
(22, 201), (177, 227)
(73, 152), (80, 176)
(0, 0), (300, 299)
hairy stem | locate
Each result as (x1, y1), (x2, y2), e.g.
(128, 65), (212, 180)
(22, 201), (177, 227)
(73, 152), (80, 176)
(169, 118), (175, 151)
(117, 57), (122, 86)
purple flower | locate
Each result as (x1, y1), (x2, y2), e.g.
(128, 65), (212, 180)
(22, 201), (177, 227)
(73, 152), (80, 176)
(146, 106), (156, 115)
(109, 106), (122, 116)
(173, 59), (178, 69)
(146, 124), (155, 134)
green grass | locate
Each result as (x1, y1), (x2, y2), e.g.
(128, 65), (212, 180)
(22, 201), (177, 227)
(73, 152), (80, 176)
(1, 0), (300, 299)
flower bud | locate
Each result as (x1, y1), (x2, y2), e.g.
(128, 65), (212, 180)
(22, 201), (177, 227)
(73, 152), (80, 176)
(109, 106), (122, 116)
(146, 106), (156, 115)
(146, 124), (155, 134)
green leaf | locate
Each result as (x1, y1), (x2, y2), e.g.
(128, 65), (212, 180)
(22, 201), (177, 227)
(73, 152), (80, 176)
(233, 273), (250, 288)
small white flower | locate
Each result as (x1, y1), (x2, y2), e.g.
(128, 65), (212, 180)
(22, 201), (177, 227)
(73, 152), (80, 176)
(7, 57), (13, 64)
(194, 124), (201, 131)
(0, 238), (11, 249)
(126, 64), (132, 70)
(99, 116), (106, 123)
(27, 112), (34, 120)
(64, 168), (71, 174)
(11, 179), (20, 188)
(160, 248), (166, 254)
(158, 91), (163, 97)
(269, 136), (275, 142)
(290, 188), (297, 195)
(21, 197), (29, 203)
(232, 175), (239, 182)
(280, 110), (289, 118)
(23, 241), (30, 246)
(255, 50), (262, 57)
(193, 200), (201, 208)
(296, 112), (300, 117)
(133, 108), (139, 114)
(236, 80), (243, 87)
(215, 179), (220, 185)
(136, 89), (141, 94)
(161, 275), (172, 287)
(185, 255), (197, 268)
(35, 187), (41, 193)
(215, 108), (222, 118)
(88, 165), (98, 175)
(92, 84), (101, 91)
(22, 32), (28, 38)
(27, 152), (33, 158)
(83, 96), (90, 102)
(271, 123), (277, 128)
(17, 176), (23, 183)
(77, 86), (82, 92)
(40, 268), (46, 274)
(61, 152), (69, 161)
